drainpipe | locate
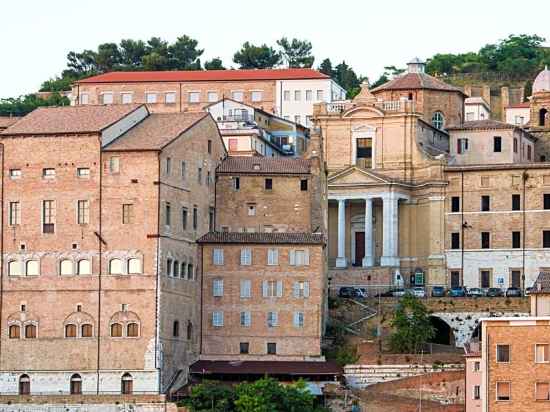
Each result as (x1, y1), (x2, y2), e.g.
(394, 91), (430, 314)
(461, 171), (465, 286)
(522, 170), (527, 291)
(0, 144), (4, 361)
(155, 152), (162, 393)
(96, 148), (103, 394)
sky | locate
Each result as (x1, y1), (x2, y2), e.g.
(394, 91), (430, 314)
(2, 0), (550, 98)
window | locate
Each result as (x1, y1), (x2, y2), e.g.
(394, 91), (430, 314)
(8, 261), (21, 276)
(233, 177), (240, 190)
(240, 342), (250, 354)
(473, 385), (480, 400)
(496, 344), (510, 362)
(536, 344), (550, 363)
(451, 233), (460, 249)
(43, 168), (55, 179)
(120, 92), (132, 104)
(25, 324), (37, 339)
(121, 373), (133, 395)
(109, 259), (124, 275)
(213, 279), (224, 297)
(65, 324), (77, 338)
(513, 138), (518, 153)
(167, 259), (173, 276)
(193, 207), (198, 230)
(283, 90), (290, 101)
(267, 342), (277, 354)
(180, 262), (187, 279)
(207, 91), (218, 102)
(9, 325), (20, 339)
(81, 324), (93, 338)
(294, 90), (301, 101)
(540, 108), (548, 127)
(213, 249), (224, 265)
(293, 281), (310, 298)
(316, 90), (324, 101)
(19, 374), (30, 395)
(267, 248), (278, 265)
(77, 259), (91, 275)
(251, 90), (262, 102)
(60, 259), (73, 276)
(26, 260), (39, 276)
(182, 207), (188, 230)
(536, 382), (550, 402)
(290, 249), (309, 266)
(9, 169), (22, 179)
(42, 200), (55, 233)
(198, 167), (202, 184)
(294, 115), (301, 124)
(187, 263), (194, 280)
(209, 207), (214, 231)
(473, 361), (480, 372)
(173, 320), (180, 337)
(101, 92), (113, 104)
(232, 91), (244, 101)
(247, 204), (256, 216)
(165, 202), (171, 226)
(145, 92), (157, 104)
(188, 92), (200, 103)
(263, 280), (282, 298)
(109, 156), (120, 174)
(306, 90), (312, 101)
(165, 92), (176, 103)
(180, 161), (187, 181)
(496, 381), (510, 401)
(79, 93), (89, 105)
(9, 201), (20, 225)
(494, 136), (502, 152)
(544, 231), (550, 248)
(127, 323), (139, 337)
(128, 258), (141, 274)
(240, 248), (252, 265)
(481, 232), (491, 249)
(77, 168), (90, 178)
(265, 178), (272, 190)
(187, 321), (193, 340)
(70, 374), (82, 395)
(298, 178), (309, 192)
(481, 195), (490, 211)
(165, 157), (171, 175)
(267, 311), (278, 327)
(207, 139), (213, 155)
(512, 194), (521, 211)
(293, 312), (304, 328)
(240, 311), (251, 327)
(77, 200), (89, 225)
(240, 280), (251, 298)
(431, 111), (444, 130)
(512, 231), (521, 249)
(544, 194), (550, 210)
(122, 204), (133, 224)
(528, 145), (532, 160)
(451, 196), (460, 212)
(212, 311), (224, 327)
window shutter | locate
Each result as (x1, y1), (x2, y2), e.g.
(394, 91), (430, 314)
(304, 249), (310, 266)
(245, 311), (251, 326)
(289, 250), (296, 266)
(293, 282), (300, 298)
(293, 312), (299, 327)
(240, 249), (245, 265)
(276, 280), (283, 297)
(273, 312), (278, 326)
(262, 280), (268, 297)
(304, 281), (310, 297)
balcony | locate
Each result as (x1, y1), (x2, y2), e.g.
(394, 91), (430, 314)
(314, 99), (416, 117)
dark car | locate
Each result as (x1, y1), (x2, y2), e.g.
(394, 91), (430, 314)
(338, 287), (367, 299)
(449, 287), (466, 297)
(375, 289), (395, 298)
(487, 287), (504, 297)
(431, 286), (446, 297)
(505, 287), (522, 297)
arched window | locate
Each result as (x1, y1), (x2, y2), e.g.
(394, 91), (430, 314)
(65, 324), (77, 338)
(540, 108), (548, 127)
(60, 259), (73, 276)
(187, 263), (194, 280)
(180, 262), (186, 279)
(128, 258), (141, 274)
(110, 323), (122, 337)
(9, 324), (20, 339)
(70, 374), (82, 395)
(121, 373), (133, 395)
(431, 111), (445, 130)
(81, 324), (93, 338)
(187, 321), (193, 341)
(25, 260), (39, 276)
(173, 260), (179, 277)
(109, 259), (123, 275)
(19, 374), (30, 395)
(77, 260), (91, 275)
(25, 324), (37, 339)
(173, 320), (179, 337)
(127, 322), (139, 337)
(8, 261), (21, 276)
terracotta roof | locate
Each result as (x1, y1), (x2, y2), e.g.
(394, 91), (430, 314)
(77, 68), (329, 84)
(446, 119), (519, 131)
(531, 271), (550, 294)
(190, 360), (342, 376)
(104, 112), (209, 151)
(217, 156), (311, 175)
(197, 232), (324, 245)
(0, 117), (20, 129)
(506, 102), (530, 109)
(465, 97), (489, 108)
(1, 104), (143, 136)
(371, 72), (464, 94)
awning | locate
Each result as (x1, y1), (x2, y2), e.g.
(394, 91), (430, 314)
(190, 360), (342, 376)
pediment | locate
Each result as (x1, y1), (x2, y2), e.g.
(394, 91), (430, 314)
(342, 105), (384, 118)
(328, 166), (392, 186)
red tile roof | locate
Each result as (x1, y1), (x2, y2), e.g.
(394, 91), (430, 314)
(371, 72), (464, 94)
(506, 102), (530, 109)
(531, 271), (550, 294)
(197, 232), (324, 245)
(217, 156), (311, 175)
(104, 112), (209, 151)
(1, 104), (144, 136)
(77, 68), (329, 84)
(190, 360), (342, 376)
(0, 117), (21, 129)
(446, 119), (518, 131)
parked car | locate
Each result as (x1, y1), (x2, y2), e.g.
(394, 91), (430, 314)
(449, 287), (467, 297)
(505, 287), (522, 297)
(467, 287), (485, 298)
(355, 287), (368, 298)
(409, 286), (426, 298)
(486, 287), (504, 297)
(375, 289), (395, 297)
(431, 286), (446, 297)
(392, 288), (406, 297)
(338, 287), (368, 299)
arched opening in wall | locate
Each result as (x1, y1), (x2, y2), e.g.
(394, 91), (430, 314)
(187, 321), (193, 341)
(540, 108), (548, 127)
(428, 316), (454, 346)
(70, 374), (82, 395)
(121, 373), (133, 395)
(19, 374), (30, 395)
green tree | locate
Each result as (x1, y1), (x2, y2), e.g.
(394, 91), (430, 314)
(333, 61), (363, 98)
(0, 93), (70, 117)
(95, 43), (122, 72)
(370, 65), (405, 89)
(119, 39), (148, 68)
(388, 294), (435, 354)
(318, 58), (333, 77)
(205, 57), (226, 70)
(277, 37), (314, 68)
(184, 380), (236, 412)
(168, 35), (204, 70)
(233, 42), (281, 69)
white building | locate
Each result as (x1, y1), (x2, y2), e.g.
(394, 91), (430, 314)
(464, 97), (490, 121)
(505, 102), (531, 126)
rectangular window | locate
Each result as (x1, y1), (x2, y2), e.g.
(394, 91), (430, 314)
(101, 92), (113, 104)
(193, 207), (198, 230)
(167, 259), (172, 276)
(240, 280), (251, 298)
(481, 195), (490, 211)
(247, 203), (256, 216)
(513, 137), (518, 153)
(181, 207), (188, 230)
(165, 92), (176, 103)
(9, 169), (21, 179)
(122, 204), (133, 224)
(294, 90), (301, 101)
(457, 138), (469, 154)
(240, 312), (251, 327)
(267, 248), (279, 265)
(42, 168), (55, 179)
(251, 90), (262, 102)
(305, 90), (312, 101)
(496, 344), (510, 363)
(473, 361), (480, 372)
(293, 312), (304, 328)
(207, 171), (211, 186)
(293, 281), (310, 298)
(9, 201), (20, 225)
(109, 157), (120, 174)
(198, 167), (202, 184)
(316, 90), (324, 101)
(207, 139), (212, 154)
(188, 92), (200, 103)
(528, 145), (532, 160)
(451, 196), (460, 212)
(263, 280), (282, 298)
(213, 248), (224, 265)
(290, 249), (309, 266)
(481, 232), (491, 249)
(451, 233), (460, 249)
(77, 168), (90, 178)
(512, 231), (521, 249)
(544, 231), (550, 248)
(473, 385), (480, 400)
(232, 91), (244, 101)
(181, 161), (186, 180)
(145, 92), (157, 104)
(212, 311), (224, 327)
(80, 93), (89, 105)
(494, 136), (502, 152)
(213, 279), (224, 297)
(536, 344), (550, 363)
(267, 342), (277, 354)
(496, 382), (510, 401)
(536, 382), (550, 401)
(300, 179), (308, 191)
(209, 207), (215, 232)
(42, 200), (55, 233)
(77, 200), (89, 225)
(233, 177), (240, 190)
(240, 342), (249, 353)
(283, 90), (290, 101)
(121, 92), (133, 104)
(240, 248), (252, 265)
(294, 115), (301, 125)
(165, 202), (171, 226)
(512, 194), (521, 211)
(267, 311), (278, 328)
(544, 194), (550, 210)
(165, 157), (171, 175)
(265, 178), (272, 190)
(207, 91), (218, 102)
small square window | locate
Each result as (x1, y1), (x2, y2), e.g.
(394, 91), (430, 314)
(265, 178), (272, 190)
(146, 93), (157, 104)
(247, 204), (256, 216)
(188, 92), (200, 103)
(300, 179), (308, 191)
(9, 169), (21, 179)
(267, 342), (277, 355)
(77, 168), (90, 178)
(232, 91), (244, 102)
(207, 91), (218, 102)
(251, 91), (262, 102)
(165, 92), (177, 104)
(496, 344), (510, 362)
(43, 168), (56, 179)
(121, 93), (133, 104)
(240, 342), (250, 354)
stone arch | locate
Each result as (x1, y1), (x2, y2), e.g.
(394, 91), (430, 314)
(539, 108), (548, 127)
(428, 315), (455, 346)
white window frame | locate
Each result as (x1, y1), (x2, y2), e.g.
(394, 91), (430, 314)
(240, 248), (252, 266)
(240, 279), (251, 298)
(9, 169), (21, 179)
(290, 249), (310, 266)
(213, 278), (224, 297)
(267, 311), (278, 328)
(121, 92), (133, 104)
(267, 248), (278, 266)
(293, 312), (304, 328)
(231, 91), (244, 102)
(188, 91), (200, 103)
(100, 92), (113, 105)
(212, 311), (224, 327)
(293, 281), (310, 298)
(535, 343), (550, 363)
(9, 201), (20, 226)
(251, 90), (263, 102)
(165, 91), (177, 104)
(213, 249), (224, 266)
(240, 311), (251, 327)
(145, 92), (158, 104)
(207, 91), (218, 102)
(79, 93), (89, 105)
(77, 168), (90, 178)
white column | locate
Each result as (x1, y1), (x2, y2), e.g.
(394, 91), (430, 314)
(335, 199), (347, 268)
(362, 198), (374, 267)
(381, 193), (400, 267)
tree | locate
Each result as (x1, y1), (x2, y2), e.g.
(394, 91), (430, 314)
(318, 58), (333, 77)
(0, 93), (70, 117)
(205, 57), (226, 70)
(333, 61), (363, 98)
(233, 42), (281, 69)
(184, 380), (236, 412)
(277, 37), (314, 68)
(388, 294), (435, 354)
(119, 39), (148, 68)
(370, 65), (405, 89)
(168, 35), (204, 70)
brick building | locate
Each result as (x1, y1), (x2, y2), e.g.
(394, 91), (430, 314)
(0, 104), (226, 395)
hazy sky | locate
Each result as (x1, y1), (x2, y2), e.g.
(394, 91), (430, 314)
(2, 0), (550, 98)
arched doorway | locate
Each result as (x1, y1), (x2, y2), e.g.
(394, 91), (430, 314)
(70, 374), (82, 395)
(19, 374), (30, 395)
(540, 108), (548, 127)
(428, 316), (455, 346)
(121, 373), (133, 395)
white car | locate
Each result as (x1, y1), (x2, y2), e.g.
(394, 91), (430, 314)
(409, 287), (426, 298)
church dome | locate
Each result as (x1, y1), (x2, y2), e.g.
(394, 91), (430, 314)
(533, 66), (550, 93)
